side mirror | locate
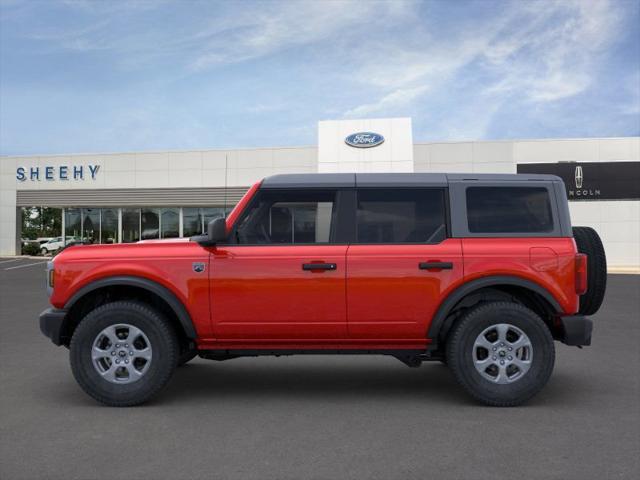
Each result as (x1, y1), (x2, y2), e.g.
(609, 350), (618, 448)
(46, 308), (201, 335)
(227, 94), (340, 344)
(191, 217), (227, 247)
(208, 217), (227, 243)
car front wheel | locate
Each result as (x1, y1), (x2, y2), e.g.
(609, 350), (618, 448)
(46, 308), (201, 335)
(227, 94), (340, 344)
(70, 301), (178, 407)
(446, 301), (555, 407)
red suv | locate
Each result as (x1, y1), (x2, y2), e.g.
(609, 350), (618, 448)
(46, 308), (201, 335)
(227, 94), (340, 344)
(40, 173), (606, 406)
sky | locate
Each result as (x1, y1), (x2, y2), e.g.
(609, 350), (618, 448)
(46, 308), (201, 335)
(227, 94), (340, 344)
(0, 0), (639, 155)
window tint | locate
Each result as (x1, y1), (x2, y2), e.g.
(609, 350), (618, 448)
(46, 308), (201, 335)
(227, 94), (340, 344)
(235, 190), (336, 244)
(356, 189), (446, 244)
(466, 187), (553, 233)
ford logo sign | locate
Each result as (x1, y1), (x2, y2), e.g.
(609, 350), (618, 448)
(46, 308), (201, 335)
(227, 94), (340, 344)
(345, 132), (385, 148)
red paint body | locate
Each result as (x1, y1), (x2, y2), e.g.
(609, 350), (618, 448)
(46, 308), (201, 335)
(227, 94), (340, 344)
(50, 181), (582, 351)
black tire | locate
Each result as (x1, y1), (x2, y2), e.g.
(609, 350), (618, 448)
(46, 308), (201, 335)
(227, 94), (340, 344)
(177, 348), (198, 367)
(572, 226), (607, 315)
(70, 301), (179, 407)
(446, 302), (555, 407)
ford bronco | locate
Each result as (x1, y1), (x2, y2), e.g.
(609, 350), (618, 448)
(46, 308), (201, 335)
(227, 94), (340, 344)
(39, 173), (606, 406)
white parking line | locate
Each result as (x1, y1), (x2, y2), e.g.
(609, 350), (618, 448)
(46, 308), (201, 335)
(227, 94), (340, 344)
(4, 262), (47, 271)
(0, 259), (21, 265)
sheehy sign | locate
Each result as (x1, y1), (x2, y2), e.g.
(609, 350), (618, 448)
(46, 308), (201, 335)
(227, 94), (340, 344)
(517, 161), (640, 201)
(16, 164), (100, 182)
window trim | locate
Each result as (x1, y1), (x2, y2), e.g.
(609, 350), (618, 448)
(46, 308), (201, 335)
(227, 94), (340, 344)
(352, 187), (450, 246)
(448, 181), (565, 238)
(223, 188), (347, 246)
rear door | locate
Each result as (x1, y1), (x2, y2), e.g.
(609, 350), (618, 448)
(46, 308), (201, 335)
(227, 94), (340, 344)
(210, 188), (349, 341)
(346, 188), (463, 341)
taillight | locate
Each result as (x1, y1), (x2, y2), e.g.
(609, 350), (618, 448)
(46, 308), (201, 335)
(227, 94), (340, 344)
(575, 253), (588, 295)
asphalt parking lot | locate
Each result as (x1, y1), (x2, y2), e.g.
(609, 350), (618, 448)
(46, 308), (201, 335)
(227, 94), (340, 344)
(0, 258), (638, 480)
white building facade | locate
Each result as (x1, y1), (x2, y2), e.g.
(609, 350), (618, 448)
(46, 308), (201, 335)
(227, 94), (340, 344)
(1, 118), (638, 270)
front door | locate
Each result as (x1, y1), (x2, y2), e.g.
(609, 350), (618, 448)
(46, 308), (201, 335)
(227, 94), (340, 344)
(346, 188), (463, 342)
(210, 188), (348, 342)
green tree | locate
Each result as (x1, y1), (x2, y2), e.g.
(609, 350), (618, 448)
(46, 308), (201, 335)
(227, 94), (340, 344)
(21, 207), (62, 239)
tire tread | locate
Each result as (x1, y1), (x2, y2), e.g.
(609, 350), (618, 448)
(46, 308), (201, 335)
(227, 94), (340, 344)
(446, 301), (555, 407)
(573, 226), (607, 315)
(70, 300), (178, 407)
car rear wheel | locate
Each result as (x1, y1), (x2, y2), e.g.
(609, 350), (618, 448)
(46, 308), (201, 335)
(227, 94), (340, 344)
(40, 248), (47, 256)
(70, 301), (178, 407)
(446, 301), (555, 407)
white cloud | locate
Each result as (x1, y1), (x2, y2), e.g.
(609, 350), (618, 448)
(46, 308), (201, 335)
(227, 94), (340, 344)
(344, 85), (428, 118)
(482, 0), (622, 102)
(189, 1), (413, 71)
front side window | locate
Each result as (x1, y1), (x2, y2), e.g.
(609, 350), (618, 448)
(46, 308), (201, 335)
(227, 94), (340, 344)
(356, 189), (446, 244)
(466, 187), (553, 233)
(234, 190), (336, 245)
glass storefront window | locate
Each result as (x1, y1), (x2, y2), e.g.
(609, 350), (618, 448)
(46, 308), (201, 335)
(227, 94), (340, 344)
(62, 206), (229, 244)
(82, 208), (100, 244)
(101, 208), (118, 244)
(141, 208), (160, 240)
(65, 208), (81, 241)
(161, 208), (180, 238)
(122, 208), (140, 243)
(182, 208), (202, 237)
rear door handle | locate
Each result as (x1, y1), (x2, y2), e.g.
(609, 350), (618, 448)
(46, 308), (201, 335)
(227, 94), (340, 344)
(302, 263), (337, 271)
(419, 262), (453, 271)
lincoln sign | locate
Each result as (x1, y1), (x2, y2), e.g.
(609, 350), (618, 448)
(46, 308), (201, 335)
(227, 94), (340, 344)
(517, 161), (640, 201)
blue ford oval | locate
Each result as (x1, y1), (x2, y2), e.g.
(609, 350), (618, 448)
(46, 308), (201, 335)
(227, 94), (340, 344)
(345, 132), (385, 148)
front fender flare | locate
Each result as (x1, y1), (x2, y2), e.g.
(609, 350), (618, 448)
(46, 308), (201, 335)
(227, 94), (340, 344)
(65, 275), (196, 339)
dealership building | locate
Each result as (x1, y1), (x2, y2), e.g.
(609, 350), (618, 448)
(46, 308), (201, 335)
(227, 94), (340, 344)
(1, 118), (638, 270)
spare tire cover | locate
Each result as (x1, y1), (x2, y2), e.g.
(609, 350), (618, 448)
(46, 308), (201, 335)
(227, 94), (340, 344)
(572, 226), (607, 315)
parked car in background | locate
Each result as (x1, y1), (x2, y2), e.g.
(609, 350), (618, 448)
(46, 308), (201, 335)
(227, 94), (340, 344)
(40, 237), (75, 255)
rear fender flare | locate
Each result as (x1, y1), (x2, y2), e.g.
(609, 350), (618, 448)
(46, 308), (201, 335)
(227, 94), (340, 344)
(428, 275), (562, 345)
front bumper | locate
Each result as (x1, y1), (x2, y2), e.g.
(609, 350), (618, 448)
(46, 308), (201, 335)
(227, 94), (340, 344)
(559, 315), (593, 346)
(39, 308), (68, 346)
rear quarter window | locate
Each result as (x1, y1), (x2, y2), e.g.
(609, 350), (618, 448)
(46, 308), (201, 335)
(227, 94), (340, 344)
(466, 187), (553, 233)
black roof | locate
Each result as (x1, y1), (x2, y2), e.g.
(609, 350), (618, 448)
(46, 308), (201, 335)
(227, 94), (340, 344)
(261, 173), (562, 188)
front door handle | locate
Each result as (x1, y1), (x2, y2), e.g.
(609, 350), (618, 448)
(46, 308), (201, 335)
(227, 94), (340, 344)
(419, 261), (453, 271)
(302, 263), (337, 271)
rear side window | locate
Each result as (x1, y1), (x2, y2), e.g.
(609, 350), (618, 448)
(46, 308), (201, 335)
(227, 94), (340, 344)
(466, 187), (553, 233)
(356, 189), (446, 244)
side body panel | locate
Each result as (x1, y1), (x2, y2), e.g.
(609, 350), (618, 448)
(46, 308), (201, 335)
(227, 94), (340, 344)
(50, 241), (213, 337)
(209, 245), (348, 343)
(461, 237), (579, 314)
(346, 239), (464, 342)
